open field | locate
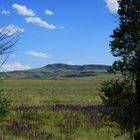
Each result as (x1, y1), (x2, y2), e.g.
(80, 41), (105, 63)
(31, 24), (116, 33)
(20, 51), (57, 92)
(0, 74), (130, 140)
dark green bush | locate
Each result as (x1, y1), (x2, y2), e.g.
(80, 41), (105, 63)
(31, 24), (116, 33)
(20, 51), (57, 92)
(99, 78), (137, 136)
(0, 95), (10, 120)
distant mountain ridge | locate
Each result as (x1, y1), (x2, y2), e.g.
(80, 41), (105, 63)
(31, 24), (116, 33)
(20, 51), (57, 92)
(45, 63), (111, 71)
(0, 63), (112, 79)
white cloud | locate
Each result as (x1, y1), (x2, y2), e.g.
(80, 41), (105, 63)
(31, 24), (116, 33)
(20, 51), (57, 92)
(0, 63), (31, 72)
(1, 9), (10, 15)
(27, 51), (51, 60)
(104, 0), (119, 13)
(45, 9), (54, 16)
(25, 17), (56, 29)
(59, 26), (68, 32)
(12, 3), (35, 16)
(66, 61), (74, 65)
(0, 24), (24, 36)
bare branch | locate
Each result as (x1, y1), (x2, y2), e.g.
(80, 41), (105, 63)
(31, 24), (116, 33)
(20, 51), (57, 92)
(0, 28), (19, 68)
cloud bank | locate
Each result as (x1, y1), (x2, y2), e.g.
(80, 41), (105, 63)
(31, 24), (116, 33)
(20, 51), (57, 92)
(0, 24), (24, 36)
(12, 3), (35, 16)
(25, 17), (56, 29)
(1, 9), (10, 15)
(45, 9), (54, 16)
(27, 51), (51, 60)
(0, 63), (31, 72)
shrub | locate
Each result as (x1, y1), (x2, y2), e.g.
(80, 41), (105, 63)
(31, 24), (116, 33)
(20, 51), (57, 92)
(99, 78), (137, 138)
(0, 95), (10, 120)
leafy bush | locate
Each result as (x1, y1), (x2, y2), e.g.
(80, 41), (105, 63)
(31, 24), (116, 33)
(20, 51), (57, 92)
(99, 78), (137, 137)
(0, 95), (10, 120)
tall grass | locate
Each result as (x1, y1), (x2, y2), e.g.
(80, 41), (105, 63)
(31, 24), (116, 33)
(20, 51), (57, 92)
(0, 74), (129, 140)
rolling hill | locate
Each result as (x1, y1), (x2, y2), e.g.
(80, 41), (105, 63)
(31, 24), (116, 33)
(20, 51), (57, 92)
(0, 63), (112, 79)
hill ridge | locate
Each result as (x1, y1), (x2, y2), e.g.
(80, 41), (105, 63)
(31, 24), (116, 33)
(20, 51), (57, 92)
(0, 63), (112, 79)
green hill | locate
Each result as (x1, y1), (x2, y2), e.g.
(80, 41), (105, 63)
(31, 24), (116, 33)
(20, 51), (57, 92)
(0, 63), (112, 79)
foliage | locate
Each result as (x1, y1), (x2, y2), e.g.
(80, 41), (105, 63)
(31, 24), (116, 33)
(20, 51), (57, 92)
(0, 79), (10, 120)
(110, 0), (140, 117)
(100, 0), (140, 139)
(100, 78), (137, 132)
(111, 0), (140, 75)
(0, 94), (10, 120)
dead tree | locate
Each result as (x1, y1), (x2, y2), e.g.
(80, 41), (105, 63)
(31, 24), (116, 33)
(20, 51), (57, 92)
(0, 29), (19, 68)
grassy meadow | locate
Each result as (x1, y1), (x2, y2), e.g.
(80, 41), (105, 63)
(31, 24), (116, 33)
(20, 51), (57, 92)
(0, 74), (130, 140)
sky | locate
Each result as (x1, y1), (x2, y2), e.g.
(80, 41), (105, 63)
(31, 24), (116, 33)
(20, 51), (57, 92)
(0, 0), (119, 71)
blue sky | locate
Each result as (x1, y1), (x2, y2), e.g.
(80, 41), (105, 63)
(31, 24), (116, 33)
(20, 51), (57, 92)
(0, 0), (119, 71)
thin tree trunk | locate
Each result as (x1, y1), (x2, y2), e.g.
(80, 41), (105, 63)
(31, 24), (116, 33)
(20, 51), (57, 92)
(134, 72), (140, 140)
(136, 72), (140, 119)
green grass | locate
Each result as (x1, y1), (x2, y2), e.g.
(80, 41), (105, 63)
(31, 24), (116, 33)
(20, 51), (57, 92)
(0, 74), (118, 105)
(0, 74), (130, 140)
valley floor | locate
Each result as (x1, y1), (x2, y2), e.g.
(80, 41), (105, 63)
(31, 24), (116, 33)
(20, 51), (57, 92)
(0, 74), (130, 140)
